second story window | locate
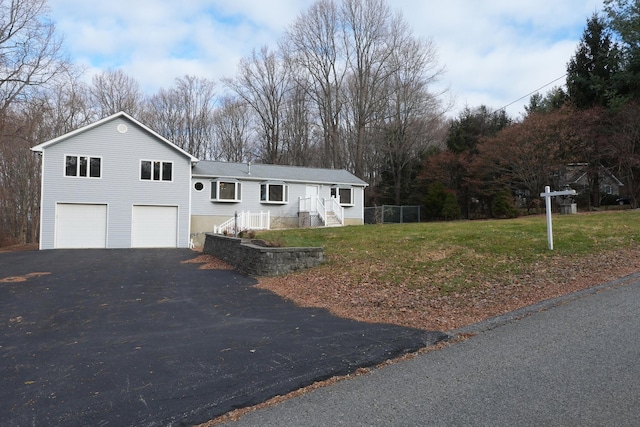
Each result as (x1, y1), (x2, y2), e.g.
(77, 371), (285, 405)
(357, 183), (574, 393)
(141, 160), (172, 181)
(65, 155), (101, 178)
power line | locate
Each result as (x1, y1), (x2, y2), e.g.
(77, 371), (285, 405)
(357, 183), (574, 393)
(499, 74), (567, 111)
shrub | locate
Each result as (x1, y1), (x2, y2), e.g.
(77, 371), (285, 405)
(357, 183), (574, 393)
(441, 192), (461, 220)
(492, 191), (519, 218)
(424, 182), (447, 220)
(238, 229), (256, 239)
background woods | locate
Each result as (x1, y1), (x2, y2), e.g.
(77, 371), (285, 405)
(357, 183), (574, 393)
(3, 0), (640, 245)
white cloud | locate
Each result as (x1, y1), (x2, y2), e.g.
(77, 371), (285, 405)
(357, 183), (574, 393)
(48, 0), (604, 118)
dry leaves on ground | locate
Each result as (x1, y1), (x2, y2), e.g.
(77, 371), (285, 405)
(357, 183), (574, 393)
(181, 252), (235, 270)
(255, 247), (640, 331)
(184, 246), (640, 426)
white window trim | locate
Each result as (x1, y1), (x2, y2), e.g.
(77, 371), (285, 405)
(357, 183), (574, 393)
(211, 179), (242, 202)
(331, 186), (355, 206)
(140, 159), (173, 182)
(64, 154), (102, 179)
(260, 181), (289, 204)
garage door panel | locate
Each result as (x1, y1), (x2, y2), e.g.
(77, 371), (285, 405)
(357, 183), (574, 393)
(132, 206), (178, 248)
(56, 204), (107, 249)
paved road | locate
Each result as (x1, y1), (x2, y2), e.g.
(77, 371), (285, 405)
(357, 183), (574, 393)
(226, 274), (640, 426)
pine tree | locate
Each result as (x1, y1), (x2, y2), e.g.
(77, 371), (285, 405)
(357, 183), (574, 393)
(441, 192), (461, 221)
(566, 13), (622, 109)
(424, 182), (447, 220)
(491, 191), (518, 219)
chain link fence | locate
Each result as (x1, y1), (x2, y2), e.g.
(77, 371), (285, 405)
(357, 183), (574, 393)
(364, 205), (422, 224)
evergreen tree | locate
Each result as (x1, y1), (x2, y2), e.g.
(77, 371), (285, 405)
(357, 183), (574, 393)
(441, 192), (461, 221)
(604, 0), (640, 102)
(445, 106), (511, 155)
(424, 182), (447, 220)
(566, 13), (622, 109)
(492, 190), (519, 219)
(525, 87), (568, 115)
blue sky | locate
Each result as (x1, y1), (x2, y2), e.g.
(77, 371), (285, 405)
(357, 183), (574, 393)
(48, 0), (604, 118)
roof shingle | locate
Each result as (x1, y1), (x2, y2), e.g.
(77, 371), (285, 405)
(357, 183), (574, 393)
(192, 161), (368, 186)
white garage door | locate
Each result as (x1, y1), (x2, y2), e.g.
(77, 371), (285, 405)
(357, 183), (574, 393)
(131, 205), (178, 248)
(56, 203), (107, 248)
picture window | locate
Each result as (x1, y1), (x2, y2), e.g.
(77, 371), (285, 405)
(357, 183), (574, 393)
(260, 182), (288, 204)
(331, 186), (354, 206)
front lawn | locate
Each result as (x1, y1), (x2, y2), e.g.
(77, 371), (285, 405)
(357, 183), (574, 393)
(255, 211), (640, 330)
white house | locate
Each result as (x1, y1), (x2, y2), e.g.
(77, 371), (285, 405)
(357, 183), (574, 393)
(32, 112), (368, 249)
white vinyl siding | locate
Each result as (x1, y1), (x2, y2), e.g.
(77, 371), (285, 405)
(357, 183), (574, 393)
(55, 203), (107, 248)
(190, 176), (366, 233)
(37, 116), (193, 249)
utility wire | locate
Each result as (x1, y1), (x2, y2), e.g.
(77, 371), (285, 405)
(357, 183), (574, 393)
(499, 74), (567, 111)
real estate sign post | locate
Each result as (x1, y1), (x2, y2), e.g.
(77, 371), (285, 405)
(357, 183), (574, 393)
(540, 186), (576, 250)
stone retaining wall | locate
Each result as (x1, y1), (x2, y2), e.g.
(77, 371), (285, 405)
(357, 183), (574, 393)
(203, 233), (324, 276)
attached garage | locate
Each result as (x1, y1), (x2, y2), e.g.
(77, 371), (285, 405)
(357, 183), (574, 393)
(56, 203), (107, 249)
(32, 112), (202, 250)
(131, 205), (178, 248)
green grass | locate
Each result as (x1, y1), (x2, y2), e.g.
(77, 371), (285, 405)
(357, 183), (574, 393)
(255, 211), (640, 293)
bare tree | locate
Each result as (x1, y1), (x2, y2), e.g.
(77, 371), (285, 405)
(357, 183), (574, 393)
(144, 75), (216, 158)
(30, 68), (96, 137)
(281, 79), (316, 166)
(0, 0), (67, 114)
(375, 37), (446, 204)
(283, 0), (446, 182)
(212, 95), (254, 162)
(173, 75), (216, 158)
(223, 46), (290, 164)
(607, 102), (640, 207)
(0, 111), (40, 244)
(282, 0), (347, 168)
(90, 69), (144, 118)
(144, 86), (183, 146)
(341, 0), (399, 178)
(0, 0), (70, 245)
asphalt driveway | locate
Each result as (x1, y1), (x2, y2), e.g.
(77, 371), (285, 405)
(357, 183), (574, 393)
(0, 249), (447, 426)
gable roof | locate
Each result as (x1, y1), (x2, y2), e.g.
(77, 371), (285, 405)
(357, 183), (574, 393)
(192, 161), (368, 187)
(564, 163), (624, 187)
(31, 111), (199, 163)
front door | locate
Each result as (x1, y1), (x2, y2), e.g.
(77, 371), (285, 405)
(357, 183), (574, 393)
(305, 185), (319, 213)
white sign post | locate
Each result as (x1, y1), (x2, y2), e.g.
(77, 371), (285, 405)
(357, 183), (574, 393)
(540, 186), (576, 250)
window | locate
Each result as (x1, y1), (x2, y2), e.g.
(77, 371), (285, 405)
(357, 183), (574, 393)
(331, 186), (354, 206)
(260, 181), (288, 204)
(211, 179), (242, 202)
(65, 155), (101, 178)
(194, 182), (204, 191)
(141, 160), (172, 181)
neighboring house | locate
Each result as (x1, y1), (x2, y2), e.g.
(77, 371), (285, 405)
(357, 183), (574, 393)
(562, 163), (624, 196)
(32, 112), (367, 249)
